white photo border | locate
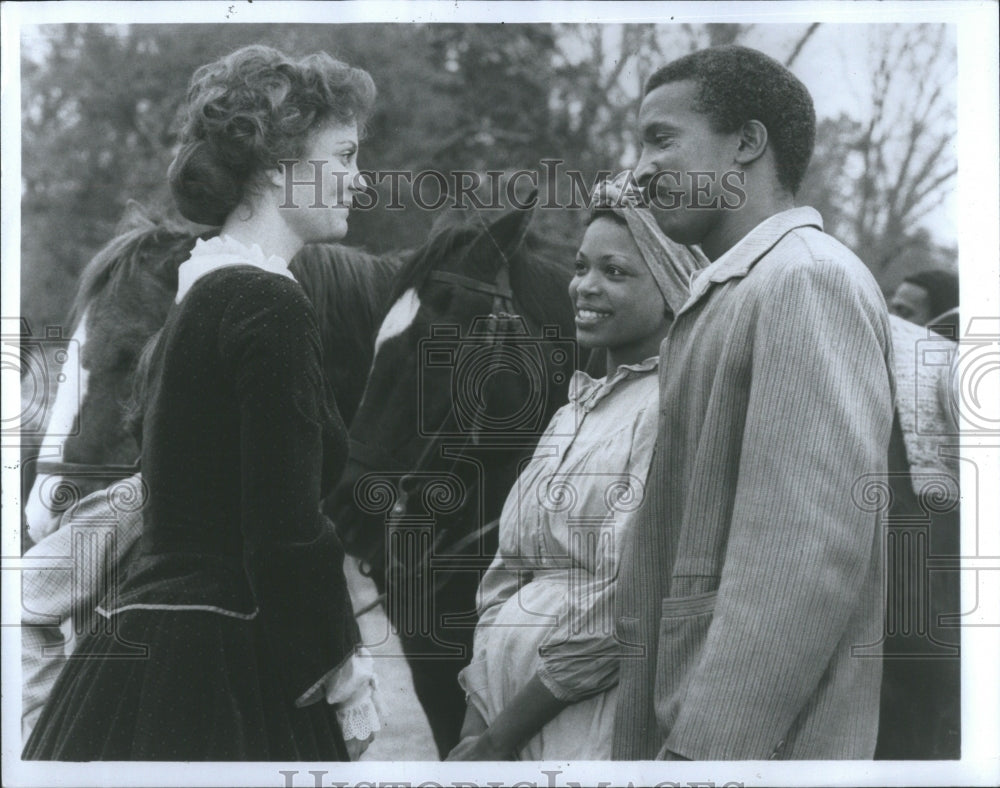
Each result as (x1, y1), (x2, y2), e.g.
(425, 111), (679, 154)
(2, 2), (997, 787)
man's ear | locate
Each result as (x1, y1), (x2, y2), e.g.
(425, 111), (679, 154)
(734, 120), (768, 166)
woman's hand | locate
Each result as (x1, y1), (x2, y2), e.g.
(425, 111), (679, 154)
(346, 733), (374, 761)
(461, 674), (568, 760)
(446, 674), (568, 760)
(459, 704), (488, 739)
(445, 732), (512, 761)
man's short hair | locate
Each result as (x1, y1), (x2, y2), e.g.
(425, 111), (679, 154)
(645, 45), (816, 195)
(902, 268), (959, 320)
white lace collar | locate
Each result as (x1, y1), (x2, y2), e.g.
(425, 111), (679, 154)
(175, 234), (297, 303)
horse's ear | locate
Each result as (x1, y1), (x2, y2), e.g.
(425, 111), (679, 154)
(115, 200), (157, 235)
(490, 190), (536, 254)
(467, 195), (536, 274)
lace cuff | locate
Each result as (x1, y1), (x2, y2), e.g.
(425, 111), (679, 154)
(295, 648), (382, 740)
(336, 679), (382, 742)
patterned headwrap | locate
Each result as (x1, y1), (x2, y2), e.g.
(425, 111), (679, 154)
(589, 171), (708, 314)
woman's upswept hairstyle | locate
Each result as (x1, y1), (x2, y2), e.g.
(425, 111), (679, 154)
(169, 45), (376, 226)
(645, 45), (815, 195)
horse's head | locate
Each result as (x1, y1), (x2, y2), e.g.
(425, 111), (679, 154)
(328, 206), (579, 575)
(24, 215), (199, 542)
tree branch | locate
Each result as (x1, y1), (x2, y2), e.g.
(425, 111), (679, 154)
(785, 23), (820, 67)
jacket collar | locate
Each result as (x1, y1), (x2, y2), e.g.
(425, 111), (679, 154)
(680, 206), (824, 314)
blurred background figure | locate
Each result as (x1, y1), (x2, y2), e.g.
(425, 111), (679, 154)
(889, 268), (960, 338)
(878, 312), (961, 760)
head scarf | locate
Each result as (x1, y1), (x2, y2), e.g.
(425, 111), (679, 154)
(589, 171), (708, 314)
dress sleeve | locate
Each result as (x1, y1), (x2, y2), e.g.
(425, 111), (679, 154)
(295, 647), (382, 742)
(535, 401), (659, 702)
(218, 276), (359, 702)
(535, 565), (620, 702)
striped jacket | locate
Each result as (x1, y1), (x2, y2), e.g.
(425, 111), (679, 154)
(612, 207), (895, 760)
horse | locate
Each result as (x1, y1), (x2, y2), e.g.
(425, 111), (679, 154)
(23, 207), (401, 544)
(23, 210), (202, 542)
(327, 205), (588, 756)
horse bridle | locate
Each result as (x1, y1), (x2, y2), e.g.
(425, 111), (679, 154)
(351, 260), (519, 481)
(428, 266), (514, 316)
(347, 263), (520, 611)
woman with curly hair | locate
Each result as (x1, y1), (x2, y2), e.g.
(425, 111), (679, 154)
(24, 45), (380, 761)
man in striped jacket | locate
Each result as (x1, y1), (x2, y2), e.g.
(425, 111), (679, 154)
(612, 45), (895, 760)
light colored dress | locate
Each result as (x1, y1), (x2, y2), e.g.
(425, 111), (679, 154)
(888, 314), (960, 501)
(458, 357), (659, 760)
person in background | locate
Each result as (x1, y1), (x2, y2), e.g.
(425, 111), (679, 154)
(883, 264), (961, 757)
(25, 45), (379, 761)
(21, 475), (144, 742)
(889, 268), (960, 338)
(614, 45), (895, 760)
(877, 312), (962, 759)
(447, 175), (705, 760)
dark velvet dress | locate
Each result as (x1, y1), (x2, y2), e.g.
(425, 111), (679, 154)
(24, 266), (358, 760)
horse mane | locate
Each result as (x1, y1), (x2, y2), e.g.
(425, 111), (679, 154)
(388, 214), (576, 331)
(508, 232), (576, 331)
(290, 243), (404, 422)
(293, 241), (403, 333)
(69, 220), (204, 331)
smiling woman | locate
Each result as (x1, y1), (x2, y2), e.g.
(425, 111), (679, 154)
(447, 180), (704, 761)
(279, 125), (369, 243)
(572, 212), (673, 376)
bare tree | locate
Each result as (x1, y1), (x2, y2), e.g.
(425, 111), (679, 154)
(785, 23), (821, 67)
(549, 23), (754, 175)
(849, 24), (957, 274)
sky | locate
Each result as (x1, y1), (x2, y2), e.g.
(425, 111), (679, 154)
(17, 19), (959, 246)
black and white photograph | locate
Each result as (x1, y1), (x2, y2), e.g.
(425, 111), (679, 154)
(2, 2), (998, 787)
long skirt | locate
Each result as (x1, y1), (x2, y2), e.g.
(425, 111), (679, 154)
(23, 607), (349, 761)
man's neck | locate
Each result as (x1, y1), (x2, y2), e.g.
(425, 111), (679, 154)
(701, 192), (797, 262)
